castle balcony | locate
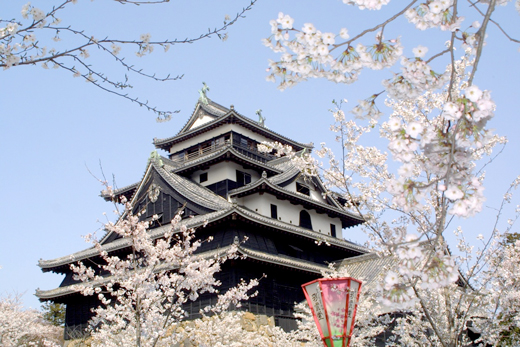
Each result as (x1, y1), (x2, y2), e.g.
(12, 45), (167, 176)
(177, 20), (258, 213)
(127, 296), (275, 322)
(169, 131), (277, 165)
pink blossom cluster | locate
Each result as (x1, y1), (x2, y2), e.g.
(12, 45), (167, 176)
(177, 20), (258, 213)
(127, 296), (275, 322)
(405, 0), (465, 31)
(70, 190), (257, 346)
(383, 54), (449, 101)
(263, 13), (402, 90)
(0, 294), (62, 347)
(342, 0), (391, 11)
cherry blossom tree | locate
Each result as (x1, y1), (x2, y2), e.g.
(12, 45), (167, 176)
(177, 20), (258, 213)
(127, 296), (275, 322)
(1, 0), (256, 120)
(0, 294), (63, 347)
(70, 185), (258, 347)
(260, 1), (520, 346)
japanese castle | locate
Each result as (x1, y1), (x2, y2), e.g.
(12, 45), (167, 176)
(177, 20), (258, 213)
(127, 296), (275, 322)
(36, 95), (366, 339)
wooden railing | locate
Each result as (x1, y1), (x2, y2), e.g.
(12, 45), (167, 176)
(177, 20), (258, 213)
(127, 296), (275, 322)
(170, 142), (228, 164)
(169, 141), (275, 165)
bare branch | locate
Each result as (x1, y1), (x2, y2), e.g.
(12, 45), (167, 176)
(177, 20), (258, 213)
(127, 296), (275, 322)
(1, 0), (258, 120)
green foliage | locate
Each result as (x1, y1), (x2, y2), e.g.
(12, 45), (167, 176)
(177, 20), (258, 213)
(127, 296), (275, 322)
(498, 323), (520, 347)
(504, 232), (520, 245)
(41, 301), (65, 327)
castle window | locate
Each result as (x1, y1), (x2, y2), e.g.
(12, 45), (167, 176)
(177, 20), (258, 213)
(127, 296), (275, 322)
(199, 172), (208, 183)
(236, 170), (251, 188)
(296, 182), (310, 196)
(271, 204), (278, 219)
(330, 224), (337, 238)
(299, 210), (312, 230)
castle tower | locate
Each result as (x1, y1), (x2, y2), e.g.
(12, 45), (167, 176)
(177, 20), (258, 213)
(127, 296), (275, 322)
(37, 97), (366, 339)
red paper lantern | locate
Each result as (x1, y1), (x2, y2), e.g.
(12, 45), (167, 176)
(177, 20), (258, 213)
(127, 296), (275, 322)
(302, 277), (362, 347)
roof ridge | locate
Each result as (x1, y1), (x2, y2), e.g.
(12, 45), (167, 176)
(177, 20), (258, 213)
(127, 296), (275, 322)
(237, 245), (327, 274)
(229, 176), (362, 222)
(154, 163), (231, 210)
(153, 109), (312, 151)
(39, 209), (234, 270)
(234, 206), (368, 253)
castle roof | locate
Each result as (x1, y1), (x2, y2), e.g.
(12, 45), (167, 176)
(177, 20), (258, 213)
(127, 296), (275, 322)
(153, 99), (313, 153)
(38, 203), (367, 273)
(337, 252), (399, 291)
(168, 145), (281, 177)
(36, 240), (332, 301)
(228, 175), (363, 229)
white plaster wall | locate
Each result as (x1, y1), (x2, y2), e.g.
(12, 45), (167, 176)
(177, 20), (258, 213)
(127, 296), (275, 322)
(190, 114), (216, 130)
(309, 186), (324, 202)
(284, 179), (327, 204)
(239, 193), (342, 237)
(169, 123), (279, 154)
(190, 162), (261, 186)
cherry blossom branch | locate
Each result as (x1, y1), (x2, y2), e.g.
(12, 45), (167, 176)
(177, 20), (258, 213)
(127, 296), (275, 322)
(413, 285), (449, 347)
(331, 0), (418, 52)
(468, 0), (496, 86)
(425, 48), (450, 64)
(2, 0), (258, 120)
(51, 58), (178, 119)
(467, 0), (520, 44)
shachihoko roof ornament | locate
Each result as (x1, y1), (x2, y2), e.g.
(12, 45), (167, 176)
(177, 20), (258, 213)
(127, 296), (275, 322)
(256, 109), (266, 127)
(198, 82), (210, 105)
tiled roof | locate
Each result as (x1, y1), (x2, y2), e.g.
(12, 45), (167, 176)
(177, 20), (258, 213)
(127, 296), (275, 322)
(36, 241), (330, 300)
(156, 162), (231, 211)
(338, 252), (399, 291)
(153, 109), (312, 152)
(267, 159), (300, 186)
(198, 100), (229, 118)
(233, 206), (368, 253)
(39, 202), (366, 272)
(238, 246), (328, 274)
(267, 157), (345, 209)
(170, 145), (281, 176)
(229, 177), (363, 225)
(175, 99), (231, 135)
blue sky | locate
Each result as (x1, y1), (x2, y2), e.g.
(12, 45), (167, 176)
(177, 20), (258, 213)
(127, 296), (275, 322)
(1, 0), (519, 310)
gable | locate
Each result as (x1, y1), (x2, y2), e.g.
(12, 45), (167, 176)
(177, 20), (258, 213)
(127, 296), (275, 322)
(136, 172), (213, 220)
(176, 100), (230, 135)
(102, 169), (214, 244)
(187, 109), (217, 131)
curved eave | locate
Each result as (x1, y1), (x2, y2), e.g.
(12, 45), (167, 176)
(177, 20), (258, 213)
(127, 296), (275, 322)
(172, 146), (282, 177)
(36, 243), (327, 301)
(39, 205), (366, 274)
(268, 165), (300, 187)
(266, 159), (344, 209)
(101, 182), (139, 202)
(156, 163), (231, 211)
(38, 209), (232, 273)
(229, 179), (364, 228)
(232, 206), (368, 253)
(154, 111), (312, 152)
(237, 245), (328, 274)
(37, 245), (234, 300)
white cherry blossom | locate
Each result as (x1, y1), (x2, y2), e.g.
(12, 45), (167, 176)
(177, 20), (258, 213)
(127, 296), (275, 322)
(412, 45), (428, 58)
